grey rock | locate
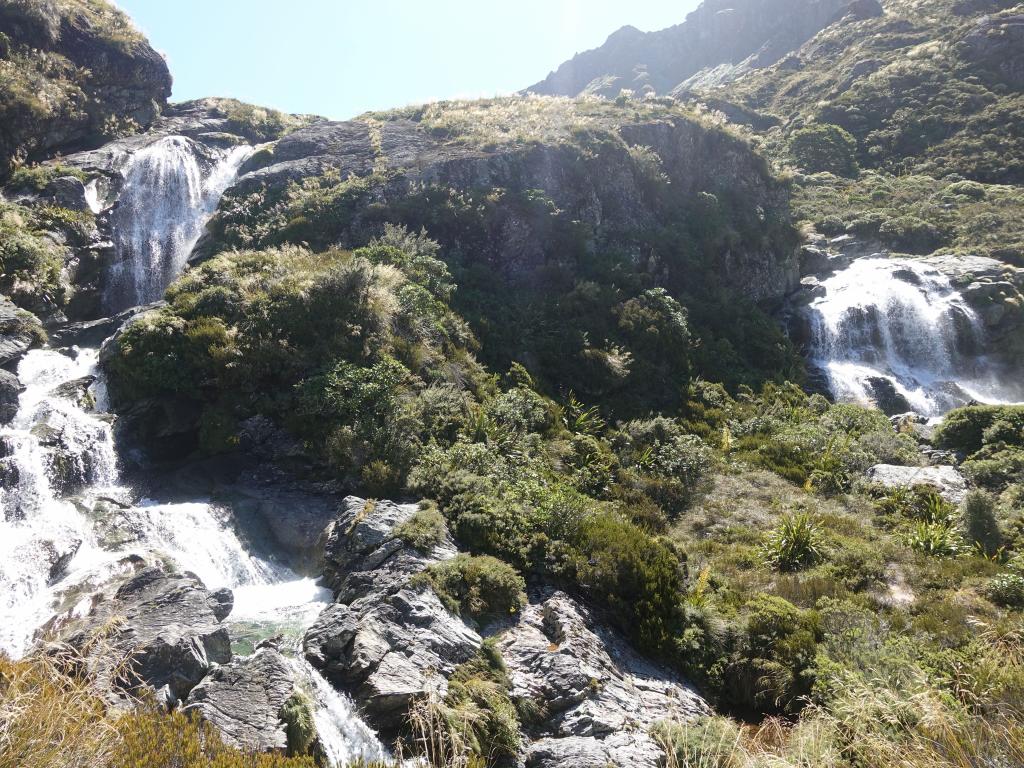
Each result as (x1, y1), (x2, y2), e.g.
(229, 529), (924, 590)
(304, 497), (480, 734)
(0, 299), (43, 369)
(499, 591), (707, 758)
(960, 11), (1024, 88)
(43, 176), (91, 212)
(0, 369), (23, 424)
(60, 566), (232, 702)
(526, 732), (666, 768)
(184, 647), (297, 753)
(867, 464), (969, 503)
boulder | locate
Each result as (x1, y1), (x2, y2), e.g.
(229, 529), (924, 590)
(866, 464), (969, 503)
(304, 497), (480, 734)
(61, 566), (232, 703)
(499, 591), (707, 766)
(960, 11), (1024, 88)
(0, 299), (43, 369)
(0, 369), (23, 424)
(184, 646), (300, 753)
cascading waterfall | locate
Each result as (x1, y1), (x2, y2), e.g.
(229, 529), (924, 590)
(104, 136), (252, 312)
(0, 136), (389, 765)
(806, 258), (1014, 416)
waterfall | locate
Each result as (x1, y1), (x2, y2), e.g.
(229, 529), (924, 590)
(104, 136), (252, 312)
(806, 258), (1014, 416)
(0, 134), (390, 765)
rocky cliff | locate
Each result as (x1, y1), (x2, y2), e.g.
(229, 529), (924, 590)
(0, 0), (172, 177)
(527, 0), (868, 98)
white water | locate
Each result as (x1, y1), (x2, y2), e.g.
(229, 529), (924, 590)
(104, 136), (252, 312)
(807, 258), (1017, 416)
(0, 138), (388, 764)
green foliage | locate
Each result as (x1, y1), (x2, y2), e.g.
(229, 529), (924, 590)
(210, 98), (315, 142)
(961, 489), (1003, 556)
(652, 717), (744, 768)
(935, 405), (1024, 454)
(7, 163), (86, 191)
(905, 519), (963, 557)
(763, 513), (824, 572)
(986, 572), (1024, 608)
(280, 692), (316, 757)
(725, 595), (819, 715)
(393, 504), (448, 552)
(788, 124), (858, 176)
(420, 554), (527, 624)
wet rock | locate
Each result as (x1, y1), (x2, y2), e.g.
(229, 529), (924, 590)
(0, 369), (23, 424)
(867, 464), (969, 503)
(184, 647), (298, 753)
(865, 377), (912, 416)
(43, 176), (91, 212)
(304, 497), (480, 734)
(61, 566), (232, 702)
(0, 299), (43, 369)
(51, 376), (97, 410)
(499, 591), (707, 765)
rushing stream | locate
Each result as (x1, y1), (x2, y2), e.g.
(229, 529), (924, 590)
(0, 135), (388, 765)
(805, 258), (1018, 416)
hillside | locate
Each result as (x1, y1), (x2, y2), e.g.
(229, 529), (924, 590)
(1, 2), (1024, 768)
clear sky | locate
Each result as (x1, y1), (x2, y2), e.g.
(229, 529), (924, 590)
(116, 1), (699, 121)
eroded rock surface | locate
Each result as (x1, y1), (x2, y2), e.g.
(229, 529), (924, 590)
(304, 497), (480, 733)
(60, 566), (232, 703)
(184, 645), (297, 753)
(867, 464), (969, 503)
(499, 591), (708, 768)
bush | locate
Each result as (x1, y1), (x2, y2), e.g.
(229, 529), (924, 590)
(961, 490), (1002, 556)
(726, 595), (819, 715)
(986, 573), (1024, 608)
(421, 554), (527, 624)
(877, 215), (945, 253)
(934, 405), (1024, 454)
(763, 512), (824, 572)
(789, 124), (858, 176)
(393, 504), (448, 552)
(905, 519), (963, 557)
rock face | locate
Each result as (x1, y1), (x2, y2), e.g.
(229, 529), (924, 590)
(303, 498), (481, 734)
(0, 299), (43, 369)
(0, 0), (172, 176)
(960, 10), (1024, 87)
(184, 646), (299, 753)
(209, 113), (797, 304)
(60, 566), (232, 703)
(0, 369), (23, 424)
(867, 464), (969, 503)
(526, 0), (859, 98)
(499, 591), (709, 768)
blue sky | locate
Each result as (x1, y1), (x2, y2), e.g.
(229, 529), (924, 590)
(117, 1), (698, 120)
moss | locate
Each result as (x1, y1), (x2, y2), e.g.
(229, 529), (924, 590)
(280, 691), (317, 757)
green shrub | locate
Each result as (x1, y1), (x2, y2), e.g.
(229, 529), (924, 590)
(878, 215), (945, 253)
(421, 554), (527, 623)
(961, 489), (1002, 556)
(763, 512), (824, 572)
(934, 406), (1024, 454)
(905, 519), (963, 557)
(986, 573), (1024, 608)
(393, 504), (448, 552)
(280, 692), (316, 757)
(726, 595), (819, 715)
(789, 124), (858, 176)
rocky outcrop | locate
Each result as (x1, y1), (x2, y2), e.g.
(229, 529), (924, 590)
(960, 10), (1024, 88)
(0, 299), (43, 369)
(866, 464), (969, 503)
(500, 591), (708, 768)
(184, 645), (301, 753)
(303, 498), (480, 734)
(0, 0), (172, 176)
(0, 368), (23, 424)
(59, 566), (232, 703)
(526, 0), (859, 98)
